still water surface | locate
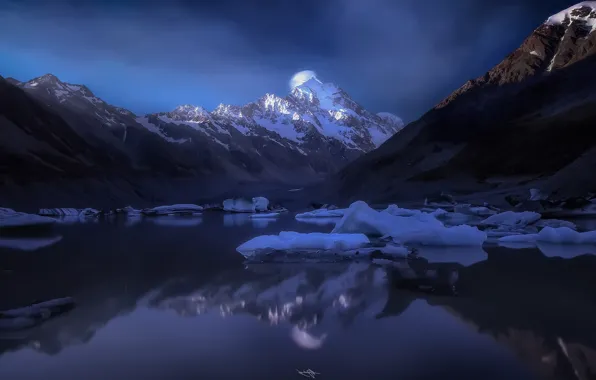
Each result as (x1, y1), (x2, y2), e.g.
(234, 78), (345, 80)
(1, 213), (596, 380)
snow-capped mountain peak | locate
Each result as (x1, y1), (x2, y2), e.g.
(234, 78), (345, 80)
(22, 74), (102, 105)
(545, 2), (596, 30)
(138, 75), (404, 153)
(167, 104), (210, 122)
(259, 93), (292, 115)
(437, 2), (596, 108)
(213, 103), (243, 118)
(290, 76), (345, 110)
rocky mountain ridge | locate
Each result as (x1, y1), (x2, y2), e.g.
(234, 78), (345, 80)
(333, 1), (596, 203)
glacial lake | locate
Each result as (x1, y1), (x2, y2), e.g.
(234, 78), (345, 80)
(1, 212), (596, 380)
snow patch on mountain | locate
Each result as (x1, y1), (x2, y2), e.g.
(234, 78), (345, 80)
(136, 117), (189, 144)
(546, 2), (596, 31)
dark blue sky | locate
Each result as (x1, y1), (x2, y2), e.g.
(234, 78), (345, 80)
(0, 0), (576, 121)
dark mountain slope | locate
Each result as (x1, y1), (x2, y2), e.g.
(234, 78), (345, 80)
(333, 2), (596, 203)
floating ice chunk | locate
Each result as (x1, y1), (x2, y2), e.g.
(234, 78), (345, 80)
(295, 208), (346, 218)
(249, 213), (280, 218)
(382, 205), (422, 217)
(52, 215), (99, 225)
(480, 211), (541, 228)
(142, 204), (203, 216)
(38, 208), (99, 218)
(223, 198), (268, 213)
(253, 197), (269, 212)
(454, 204), (497, 216)
(0, 235), (63, 251)
(537, 226), (596, 244)
(332, 201), (487, 246)
(79, 208), (100, 218)
(535, 219), (577, 230)
(120, 206), (142, 215)
(39, 208), (80, 216)
(236, 231), (370, 257)
(0, 208), (56, 229)
(434, 211), (477, 226)
(295, 217), (340, 226)
(499, 227), (596, 245)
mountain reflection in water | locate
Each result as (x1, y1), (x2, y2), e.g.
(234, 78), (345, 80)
(1, 220), (596, 380)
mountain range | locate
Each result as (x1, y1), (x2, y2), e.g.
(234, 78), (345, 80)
(2, 2), (596, 208)
(333, 1), (596, 204)
(0, 72), (403, 191)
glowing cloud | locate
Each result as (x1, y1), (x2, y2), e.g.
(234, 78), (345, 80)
(289, 70), (317, 90)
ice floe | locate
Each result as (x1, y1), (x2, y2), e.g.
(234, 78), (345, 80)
(0, 208), (56, 229)
(332, 201), (486, 246)
(253, 197), (269, 212)
(295, 208), (346, 218)
(237, 232), (370, 257)
(223, 197), (270, 213)
(141, 204), (203, 216)
(79, 208), (100, 218)
(382, 204), (424, 217)
(295, 217), (341, 226)
(499, 227), (596, 245)
(453, 204), (498, 217)
(535, 219), (577, 230)
(480, 211), (542, 228)
(39, 208), (80, 216)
